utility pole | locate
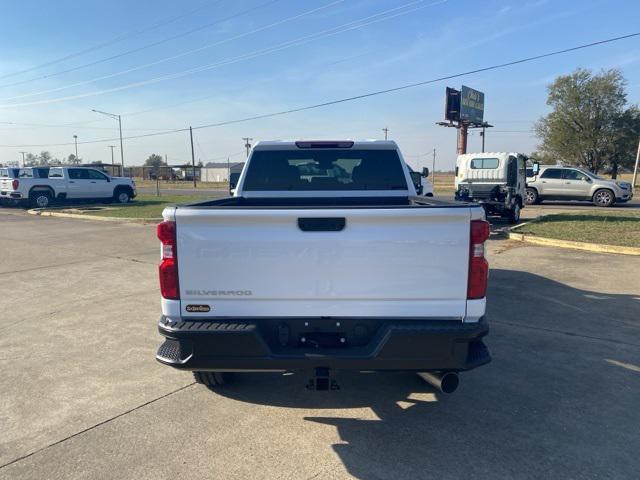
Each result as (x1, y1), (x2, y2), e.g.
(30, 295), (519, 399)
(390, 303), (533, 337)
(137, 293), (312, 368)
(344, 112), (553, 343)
(118, 115), (124, 174)
(19, 151), (26, 167)
(632, 137), (640, 193)
(189, 126), (197, 188)
(242, 137), (253, 157)
(91, 109), (124, 174)
(382, 127), (389, 140)
(73, 135), (78, 160)
(108, 145), (115, 166)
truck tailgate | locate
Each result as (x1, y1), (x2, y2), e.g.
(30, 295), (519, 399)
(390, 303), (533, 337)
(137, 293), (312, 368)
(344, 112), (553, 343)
(174, 207), (471, 319)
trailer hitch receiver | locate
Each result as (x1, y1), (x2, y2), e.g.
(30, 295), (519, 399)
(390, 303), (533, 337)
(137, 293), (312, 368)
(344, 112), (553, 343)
(306, 367), (339, 391)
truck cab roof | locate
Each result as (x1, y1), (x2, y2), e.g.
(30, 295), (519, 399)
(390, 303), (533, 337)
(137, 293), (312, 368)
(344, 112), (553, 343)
(253, 139), (400, 151)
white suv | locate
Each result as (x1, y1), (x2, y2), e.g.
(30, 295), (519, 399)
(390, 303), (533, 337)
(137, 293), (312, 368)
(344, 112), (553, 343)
(526, 166), (632, 207)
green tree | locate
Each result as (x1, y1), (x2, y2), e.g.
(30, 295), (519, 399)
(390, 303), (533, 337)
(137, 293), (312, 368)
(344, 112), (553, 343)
(608, 106), (640, 178)
(37, 151), (57, 166)
(24, 153), (38, 166)
(535, 69), (628, 174)
(144, 154), (166, 167)
(65, 153), (81, 165)
(529, 151), (557, 165)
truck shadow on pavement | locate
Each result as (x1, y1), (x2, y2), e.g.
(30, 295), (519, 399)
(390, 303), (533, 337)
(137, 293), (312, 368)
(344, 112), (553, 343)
(212, 269), (640, 479)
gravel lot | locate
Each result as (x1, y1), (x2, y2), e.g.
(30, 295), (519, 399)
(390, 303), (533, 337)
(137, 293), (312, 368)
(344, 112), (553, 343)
(1, 208), (639, 479)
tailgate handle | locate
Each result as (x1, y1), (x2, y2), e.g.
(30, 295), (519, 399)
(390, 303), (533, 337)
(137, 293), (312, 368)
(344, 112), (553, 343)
(298, 217), (345, 232)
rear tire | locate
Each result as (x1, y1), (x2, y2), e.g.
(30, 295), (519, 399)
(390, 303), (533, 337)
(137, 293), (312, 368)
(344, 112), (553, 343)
(592, 189), (614, 207)
(524, 188), (539, 205)
(193, 371), (232, 389)
(29, 190), (53, 209)
(506, 203), (521, 224)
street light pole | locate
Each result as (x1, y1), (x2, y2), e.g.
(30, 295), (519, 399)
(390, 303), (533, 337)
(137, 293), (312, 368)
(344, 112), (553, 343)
(73, 135), (78, 160)
(92, 109), (124, 175)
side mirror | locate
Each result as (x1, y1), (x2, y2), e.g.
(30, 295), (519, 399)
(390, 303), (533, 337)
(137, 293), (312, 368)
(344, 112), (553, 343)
(422, 167), (429, 178)
(584, 176), (592, 182)
(532, 162), (540, 175)
(409, 171), (423, 194)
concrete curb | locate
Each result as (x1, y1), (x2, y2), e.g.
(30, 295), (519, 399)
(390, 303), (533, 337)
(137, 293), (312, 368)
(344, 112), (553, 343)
(28, 208), (160, 224)
(508, 218), (640, 256)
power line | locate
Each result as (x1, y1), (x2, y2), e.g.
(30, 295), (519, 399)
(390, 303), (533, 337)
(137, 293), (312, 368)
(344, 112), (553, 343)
(0, 0), (446, 108)
(0, 121), (183, 132)
(0, 0), (344, 102)
(1, 32), (638, 148)
(0, 0), (221, 81)
(0, 0), (282, 91)
(0, 50), (374, 129)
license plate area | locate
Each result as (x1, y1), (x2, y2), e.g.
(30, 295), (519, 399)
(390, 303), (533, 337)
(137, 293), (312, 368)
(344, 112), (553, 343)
(300, 331), (346, 348)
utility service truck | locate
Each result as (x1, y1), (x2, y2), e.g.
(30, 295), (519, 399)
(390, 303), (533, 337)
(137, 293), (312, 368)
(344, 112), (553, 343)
(454, 152), (533, 223)
(156, 140), (491, 392)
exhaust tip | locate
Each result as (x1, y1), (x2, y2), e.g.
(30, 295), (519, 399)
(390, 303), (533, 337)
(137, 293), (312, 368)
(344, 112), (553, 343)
(440, 372), (459, 394)
(417, 371), (459, 394)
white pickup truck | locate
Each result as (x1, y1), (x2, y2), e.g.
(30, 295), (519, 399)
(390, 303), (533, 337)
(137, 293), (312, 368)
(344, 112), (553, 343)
(0, 166), (136, 208)
(156, 140), (491, 392)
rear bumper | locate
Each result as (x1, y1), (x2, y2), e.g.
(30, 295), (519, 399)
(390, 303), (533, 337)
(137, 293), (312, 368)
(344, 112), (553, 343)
(0, 191), (22, 199)
(156, 316), (491, 372)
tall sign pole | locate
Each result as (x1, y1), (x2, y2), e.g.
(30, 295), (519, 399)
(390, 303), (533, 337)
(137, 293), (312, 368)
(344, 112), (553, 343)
(457, 125), (468, 155)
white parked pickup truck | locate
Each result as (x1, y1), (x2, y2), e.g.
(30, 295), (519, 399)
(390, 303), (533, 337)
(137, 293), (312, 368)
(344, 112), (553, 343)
(156, 140), (491, 392)
(0, 166), (136, 208)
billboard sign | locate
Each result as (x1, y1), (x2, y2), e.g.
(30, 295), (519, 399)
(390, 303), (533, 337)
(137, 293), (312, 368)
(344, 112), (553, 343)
(460, 86), (484, 124)
(444, 87), (460, 122)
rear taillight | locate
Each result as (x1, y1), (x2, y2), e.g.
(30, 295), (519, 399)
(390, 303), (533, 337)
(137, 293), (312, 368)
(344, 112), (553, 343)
(468, 219), (490, 299)
(157, 221), (179, 299)
(12, 179), (19, 190)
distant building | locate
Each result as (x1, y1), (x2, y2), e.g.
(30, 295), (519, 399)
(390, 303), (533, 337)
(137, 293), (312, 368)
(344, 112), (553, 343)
(201, 162), (245, 182)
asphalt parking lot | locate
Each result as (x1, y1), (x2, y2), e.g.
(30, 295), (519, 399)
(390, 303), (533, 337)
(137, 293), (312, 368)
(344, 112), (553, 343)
(1, 209), (639, 479)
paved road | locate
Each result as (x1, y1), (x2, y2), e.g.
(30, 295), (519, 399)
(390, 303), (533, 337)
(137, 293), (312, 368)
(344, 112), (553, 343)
(432, 194), (639, 212)
(1, 210), (639, 479)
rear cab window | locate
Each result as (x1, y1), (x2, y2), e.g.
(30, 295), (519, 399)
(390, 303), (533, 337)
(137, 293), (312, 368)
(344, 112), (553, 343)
(470, 158), (499, 169)
(242, 149), (408, 192)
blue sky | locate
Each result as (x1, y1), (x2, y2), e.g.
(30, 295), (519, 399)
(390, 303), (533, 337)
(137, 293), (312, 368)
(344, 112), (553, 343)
(1, 0), (639, 169)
